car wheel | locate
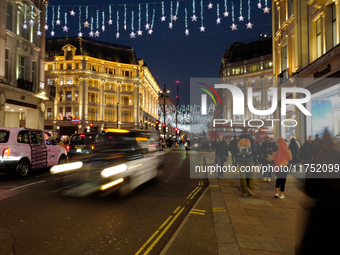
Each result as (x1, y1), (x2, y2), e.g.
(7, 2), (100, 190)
(15, 159), (30, 177)
(58, 155), (67, 164)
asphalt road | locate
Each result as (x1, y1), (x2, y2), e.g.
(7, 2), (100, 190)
(0, 147), (206, 255)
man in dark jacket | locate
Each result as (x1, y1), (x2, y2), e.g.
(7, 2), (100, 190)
(229, 136), (238, 166)
(259, 136), (275, 181)
(214, 133), (229, 178)
(237, 128), (257, 196)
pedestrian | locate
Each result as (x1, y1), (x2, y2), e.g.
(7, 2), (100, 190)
(214, 133), (229, 178)
(229, 136), (238, 166)
(300, 136), (313, 178)
(289, 138), (300, 172)
(259, 136), (275, 181)
(272, 137), (292, 199)
(237, 128), (257, 196)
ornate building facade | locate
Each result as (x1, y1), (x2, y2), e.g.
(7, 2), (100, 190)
(0, 0), (48, 129)
(273, 0), (340, 142)
(44, 37), (159, 136)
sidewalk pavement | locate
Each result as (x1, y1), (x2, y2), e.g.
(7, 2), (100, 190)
(164, 152), (314, 255)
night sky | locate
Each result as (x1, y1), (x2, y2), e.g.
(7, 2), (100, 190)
(47, 0), (272, 105)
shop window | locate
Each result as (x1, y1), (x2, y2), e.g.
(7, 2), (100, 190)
(65, 107), (72, 120)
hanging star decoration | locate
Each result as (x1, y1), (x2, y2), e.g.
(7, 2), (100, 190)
(161, 15), (166, 21)
(263, 6), (270, 13)
(185, 28), (189, 36)
(50, 31), (55, 36)
(56, 19), (61, 25)
(199, 26), (205, 32)
(108, 19), (113, 25)
(169, 22), (173, 29)
(216, 17), (221, 24)
(145, 23), (150, 30)
(89, 31), (94, 37)
(83, 21), (89, 28)
(130, 31), (136, 38)
(23, 24), (28, 29)
(208, 3), (213, 9)
(36, 30), (42, 36)
(116, 32), (120, 39)
(173, 15), (178, 21)
(29, 19), (35, 26)
(95, 30), (100, 37)
(78, 31), (83, 37)
(102, 25), (105, 32)
(246, 22), (253, 29)
(257, 3), (262, 9)
(137, 29), (143, 35)
(223, 11), (229, 17)
(44, 24), (49, 30)
(231, 23), (237, 30)
(238, 16), (244, 21)
(191, 14), (198, 22)
(124, 24), (127, 30)
(70, 10), (75, 16)
(148, 29), (153, 34)
(63, 25), (69, 32)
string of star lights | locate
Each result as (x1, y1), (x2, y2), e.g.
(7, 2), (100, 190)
(43, 2), (270, 39)
(45, 6), (49, 30)
(231, 1), (237, 30)
(108, 5), (113, 25)
(116, 8), (120, 38)
(169, 1), (173, 29)
(239, 0), (244, 21)
(56, 5), (60, 25)
(23, 4), (27, 29)
(174, 1), (179, 21)
(78, 6), (83, 37)
(185, 7), (189, 36)
(51, 5), (55, 36)
(138, 4), (142, 34)
(30, 5), (34, 26)
(130, 8), (135, 38)
(161, 2), (166, 21)
(216, 2), (221, 24)
(246, 0), (253, 29)
(149, 4), (155, 34)
(37, 12), (42, 36)
(224, 0), (229, 17)
(145, 3), (150, 30)
(200, 0), (205, 32)
(124, 4), (127, 30)
(191, 0), (197, 22)
(63, 12), (68, 32)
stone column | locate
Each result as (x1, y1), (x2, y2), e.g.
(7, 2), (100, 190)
(117, 81), (121, 126)
(84, 77), (89, 121)
(0, 0), (6, 80)
(100, 79), (105, 121)
(133, 84), (139, 125)
(54, 78), (59, 121)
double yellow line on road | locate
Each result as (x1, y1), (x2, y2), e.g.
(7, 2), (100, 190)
(135, 206), (185, 255)
(190, 208), (206, 215)
(186, 186), (202, 200)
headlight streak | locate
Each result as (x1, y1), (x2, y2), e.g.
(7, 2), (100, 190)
(50, 161), (83, 174)
(101, 164), (128, 177)
(100, 178), (124, 190)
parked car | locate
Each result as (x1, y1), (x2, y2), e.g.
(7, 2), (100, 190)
(0, 127), (67, 177)
(50, 129), (164, 197)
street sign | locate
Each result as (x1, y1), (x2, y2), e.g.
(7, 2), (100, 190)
(71, 116), (80, 124)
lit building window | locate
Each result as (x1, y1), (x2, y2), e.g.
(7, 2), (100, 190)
(316, 18), (322, 58)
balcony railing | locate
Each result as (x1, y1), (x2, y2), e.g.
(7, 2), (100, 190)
(17, 78), (33, 92)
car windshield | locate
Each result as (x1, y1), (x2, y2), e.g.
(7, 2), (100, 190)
(70, 135), (96, 145)
(0, 130), (10, 143)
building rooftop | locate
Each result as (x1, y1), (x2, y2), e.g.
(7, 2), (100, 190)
(223, 35), (272, 63)
(46, 37), (137, 65)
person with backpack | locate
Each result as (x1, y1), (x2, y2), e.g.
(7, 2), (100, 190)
(214, 133), (229, 178)
(237, 128), (258, 196)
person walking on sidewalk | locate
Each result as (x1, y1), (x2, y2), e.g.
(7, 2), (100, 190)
(229, 136), (238, 166)
(237, 128), (258, 196)
(301, 136), (313, 178)
(259, 136), (275, 182)
(213, 133), (229, 178)
(272, 137), (292, 199)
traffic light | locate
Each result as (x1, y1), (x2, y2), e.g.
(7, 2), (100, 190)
(162, 123), (166, 132)
(89, 122), (94, 132)
(175, 127), (179, 133)
(155, 120), (160, 130)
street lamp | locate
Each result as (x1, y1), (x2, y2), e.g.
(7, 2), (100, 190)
(176, 80), (179, 141)
(161, 84), (170, 139)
